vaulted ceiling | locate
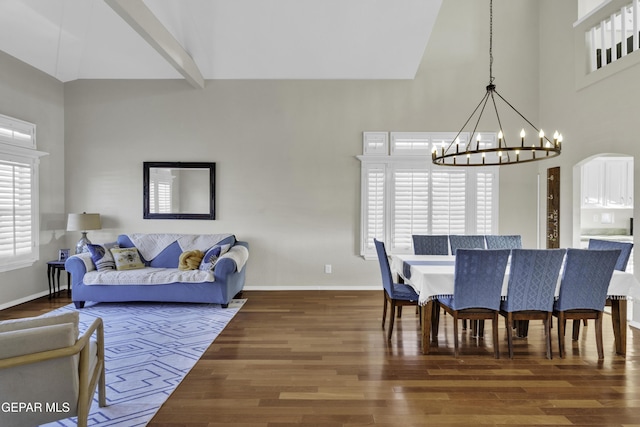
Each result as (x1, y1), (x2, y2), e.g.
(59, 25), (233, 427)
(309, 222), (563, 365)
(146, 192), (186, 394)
(0, 0), (443, 88)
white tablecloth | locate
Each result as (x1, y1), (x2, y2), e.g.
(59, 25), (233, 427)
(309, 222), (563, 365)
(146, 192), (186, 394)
(391, 254), (640, 306)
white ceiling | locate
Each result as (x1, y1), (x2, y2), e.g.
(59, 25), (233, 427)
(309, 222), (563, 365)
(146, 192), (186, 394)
(0, 0), (443, 86)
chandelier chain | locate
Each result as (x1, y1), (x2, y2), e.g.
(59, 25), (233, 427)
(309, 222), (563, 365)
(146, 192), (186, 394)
(489, 0), (494, 84)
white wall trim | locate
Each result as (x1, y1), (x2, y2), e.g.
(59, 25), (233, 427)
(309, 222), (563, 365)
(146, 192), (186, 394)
(0, 290), (50, 311)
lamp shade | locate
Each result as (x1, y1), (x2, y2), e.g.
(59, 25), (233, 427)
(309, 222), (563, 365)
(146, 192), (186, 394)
(66, 213), (101, 231)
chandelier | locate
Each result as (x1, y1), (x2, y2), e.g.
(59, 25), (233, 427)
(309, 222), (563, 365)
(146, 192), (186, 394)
(432, 0), (562, 167)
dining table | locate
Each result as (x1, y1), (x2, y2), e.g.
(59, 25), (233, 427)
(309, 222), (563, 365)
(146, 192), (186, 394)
(390, 254), (640, 355)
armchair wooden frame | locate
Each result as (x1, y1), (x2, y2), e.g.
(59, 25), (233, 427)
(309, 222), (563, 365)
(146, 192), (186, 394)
(0, 318), (106, 427)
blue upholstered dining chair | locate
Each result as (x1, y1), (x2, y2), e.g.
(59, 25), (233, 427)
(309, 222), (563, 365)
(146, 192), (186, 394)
(500, 249), (566, 359)
(485, 235), (523, 250)
(437, 249), (510, 358)
(573, 239), (635, 338)
(412, 235), (449, 255)
(588, 239), (633, 271)
(374, 239), (420, 341)
(553, 248), (620, 359)
(448, 235), (486, 255)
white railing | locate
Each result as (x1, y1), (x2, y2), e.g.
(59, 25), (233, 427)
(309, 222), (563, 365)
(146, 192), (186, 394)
(580, 0), (639, 72)
(575, 0), (640, 88)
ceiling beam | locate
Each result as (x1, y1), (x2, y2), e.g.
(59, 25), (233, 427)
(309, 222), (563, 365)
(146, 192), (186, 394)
(104, 0), (205, 89)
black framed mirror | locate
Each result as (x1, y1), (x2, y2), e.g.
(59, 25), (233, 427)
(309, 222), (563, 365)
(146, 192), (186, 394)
(143, 161), (216, 220)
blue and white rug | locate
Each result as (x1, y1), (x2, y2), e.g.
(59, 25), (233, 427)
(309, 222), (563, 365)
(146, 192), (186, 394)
(43, 300), (245, 427)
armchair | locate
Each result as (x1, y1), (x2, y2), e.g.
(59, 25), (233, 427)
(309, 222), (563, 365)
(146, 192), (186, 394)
(0, 312), (106, 427)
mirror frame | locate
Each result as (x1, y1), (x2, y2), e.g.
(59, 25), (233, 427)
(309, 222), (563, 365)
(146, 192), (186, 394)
(143, 161), (216, 220)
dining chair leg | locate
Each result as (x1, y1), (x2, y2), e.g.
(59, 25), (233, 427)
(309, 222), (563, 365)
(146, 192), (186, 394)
(545, 313), (553, 359)
(506, 313), (514, 359)
(595, 312), (604, 360)
(382, 293), (388, 329)
(572, 319), (581, 341)
(397, 306), (403, 318)
(453, 314), (460, 357)
(492, 313), (500, 359)
(557, 313), (566, 358)
(387, 303), (396, 341)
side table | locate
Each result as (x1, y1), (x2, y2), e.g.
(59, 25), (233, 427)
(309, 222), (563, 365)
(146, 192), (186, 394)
(47, 260), (70, 298)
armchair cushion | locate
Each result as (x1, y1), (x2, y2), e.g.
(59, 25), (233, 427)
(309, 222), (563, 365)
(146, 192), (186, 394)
(0, 311), (79, 336)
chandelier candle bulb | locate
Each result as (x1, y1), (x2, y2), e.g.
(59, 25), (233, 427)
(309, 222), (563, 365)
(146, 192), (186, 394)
(516, 150), (520, 162)
(539, 130), (544, 148)
(498, 130), (503, 148)
(476, 134), (481, 151)
(520, 129), (526, 147)
(482, 152), (486, 164)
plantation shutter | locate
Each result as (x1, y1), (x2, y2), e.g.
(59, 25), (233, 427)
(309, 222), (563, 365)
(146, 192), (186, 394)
(359, 131), (498, 258)
(476, 171), (495, 234)
(391, 166), (429, 251)
(361, 163), (386, 254)
(0, 158), (34, 262)
(431, 170), (466, 234)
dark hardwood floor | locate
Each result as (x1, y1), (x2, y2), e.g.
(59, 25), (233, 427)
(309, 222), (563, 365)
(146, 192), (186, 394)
(2, 290), (640, 426)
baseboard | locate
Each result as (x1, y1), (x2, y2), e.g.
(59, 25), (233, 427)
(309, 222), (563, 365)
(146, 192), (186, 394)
(0, 290), (51, 311)
(243, 285), (378, 291)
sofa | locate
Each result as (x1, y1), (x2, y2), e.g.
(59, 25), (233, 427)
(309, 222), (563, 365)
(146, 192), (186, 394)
(65, 233), (248, 309)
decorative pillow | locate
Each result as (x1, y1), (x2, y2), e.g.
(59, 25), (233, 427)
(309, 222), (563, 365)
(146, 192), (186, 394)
(87, 244), (116, 272)
(179, 250), (205, 270)
(198, 244), (231, 271)
(110, 247), (145, 270)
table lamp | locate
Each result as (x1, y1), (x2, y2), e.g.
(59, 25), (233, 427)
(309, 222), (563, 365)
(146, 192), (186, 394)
(67, 212), (102, 254)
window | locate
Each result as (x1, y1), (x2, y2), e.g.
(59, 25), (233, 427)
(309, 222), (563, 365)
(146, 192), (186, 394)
(0, 113), (45, 272)
(358, 132), (499, 258)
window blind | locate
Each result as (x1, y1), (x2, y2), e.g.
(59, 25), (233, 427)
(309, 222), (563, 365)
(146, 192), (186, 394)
(0, 159), (33, 260)
(362, 164), (386, 254)
(391, 167), (429, 251)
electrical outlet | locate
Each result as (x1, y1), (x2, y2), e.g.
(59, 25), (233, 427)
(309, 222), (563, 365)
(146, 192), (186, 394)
(324, 264), (332, 274)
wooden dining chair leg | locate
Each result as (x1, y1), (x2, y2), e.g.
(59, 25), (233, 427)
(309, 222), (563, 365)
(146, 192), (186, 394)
(397, 306), (403, 318)
(492, 313), (500, 359)
(572, 319), (581, 340)
(595, 312), (604, 360)
(387, 303), (396, 341)
(453, 314), (460, 357)
(545, 313), (553, 359)
(382, 293), (388, 329)
(557, 313), (566, 358)
(506, 313), (514, 359)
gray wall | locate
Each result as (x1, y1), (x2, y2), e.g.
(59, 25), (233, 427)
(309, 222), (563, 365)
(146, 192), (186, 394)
(0, 50), (65, 307)
(61, 0), (541, 292)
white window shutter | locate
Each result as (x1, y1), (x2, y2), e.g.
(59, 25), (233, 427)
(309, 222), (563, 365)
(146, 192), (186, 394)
(361, 163), (386, 256)
(391, 167), (429, 252)
(476, 171), (495, 234)
(431, 170), (466, 234)
(0, 159), (34, 261)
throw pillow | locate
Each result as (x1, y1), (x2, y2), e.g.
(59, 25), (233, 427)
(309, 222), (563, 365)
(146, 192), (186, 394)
(198, 244), (231, 271)
(179, 250), (205, 270)
(110, 247), (145, 270)
(87, 244), (116, 272)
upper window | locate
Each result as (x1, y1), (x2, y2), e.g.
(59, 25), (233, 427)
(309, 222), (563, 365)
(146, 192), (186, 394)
(0, 113), (44, 272)
(358, 132), (499, 258)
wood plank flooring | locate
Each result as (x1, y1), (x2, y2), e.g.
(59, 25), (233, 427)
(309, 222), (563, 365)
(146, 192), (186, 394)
(2, 290), (640, 426)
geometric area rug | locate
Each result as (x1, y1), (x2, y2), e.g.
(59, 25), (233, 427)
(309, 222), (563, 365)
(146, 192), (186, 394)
(42, 299), (245, 427)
